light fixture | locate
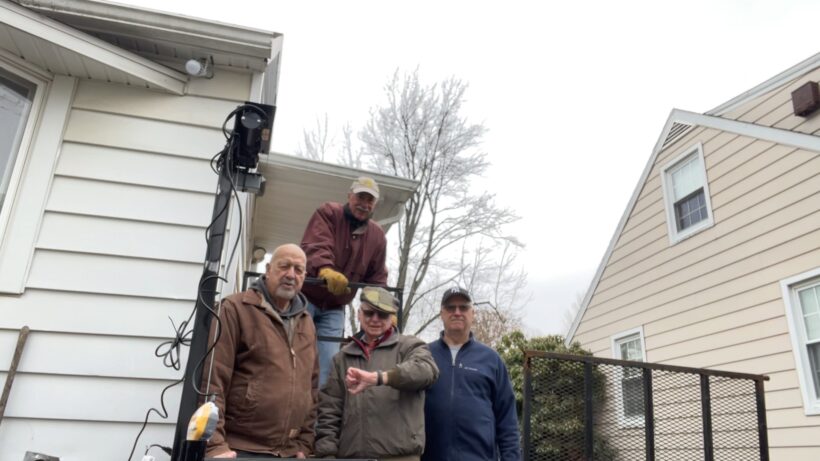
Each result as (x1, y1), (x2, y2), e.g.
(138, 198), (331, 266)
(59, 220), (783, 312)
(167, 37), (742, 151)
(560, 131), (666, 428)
(251, 246), (267, 264)
(184, 56), (214, 78)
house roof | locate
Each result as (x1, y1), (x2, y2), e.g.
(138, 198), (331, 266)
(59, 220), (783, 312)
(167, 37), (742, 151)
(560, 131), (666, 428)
(253, 153), (419, 256)
(1, 0), (280, 94)
(565, 58), (820, 346)
(707, 52), (820, 116)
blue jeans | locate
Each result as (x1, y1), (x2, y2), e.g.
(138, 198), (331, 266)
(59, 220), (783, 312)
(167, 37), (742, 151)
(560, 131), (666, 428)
(307, 302), (345, 388)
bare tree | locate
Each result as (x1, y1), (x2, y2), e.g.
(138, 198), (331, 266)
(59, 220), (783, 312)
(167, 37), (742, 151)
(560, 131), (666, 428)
(561, 291), (586, 333)
(359, 70), (521, 335)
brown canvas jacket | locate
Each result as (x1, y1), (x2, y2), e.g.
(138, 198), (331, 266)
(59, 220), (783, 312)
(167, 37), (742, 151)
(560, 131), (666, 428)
(204, 288), (319, 457)
(300, 201), (388, 308)
(314, 331), (439, 459)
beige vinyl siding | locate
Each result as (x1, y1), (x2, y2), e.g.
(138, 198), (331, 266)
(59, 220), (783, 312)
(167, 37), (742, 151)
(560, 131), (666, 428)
(573, 107), (820, 457)
(723, 65), (820, 136)
(0, 72), (252, 460)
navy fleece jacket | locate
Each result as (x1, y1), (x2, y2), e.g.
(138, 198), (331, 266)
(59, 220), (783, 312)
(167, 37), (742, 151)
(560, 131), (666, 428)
(423, 334), (521, 461)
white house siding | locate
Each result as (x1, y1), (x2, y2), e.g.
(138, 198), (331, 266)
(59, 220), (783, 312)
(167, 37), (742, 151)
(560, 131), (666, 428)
(572, 107), (820, 458)
(0, 69), (254, 461)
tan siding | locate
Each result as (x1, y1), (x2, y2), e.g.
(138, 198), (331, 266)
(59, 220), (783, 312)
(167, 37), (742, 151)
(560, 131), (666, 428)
(596, 175), (818, 304)
(646, 299), (785, 349)
(592, 207), (819, 316)
(574, 110), (820, 455)
(575, 244), (820, 345)
(578, 155), (820, 331)
(769, 447), (820, 460)
(724, 66), (820, 122)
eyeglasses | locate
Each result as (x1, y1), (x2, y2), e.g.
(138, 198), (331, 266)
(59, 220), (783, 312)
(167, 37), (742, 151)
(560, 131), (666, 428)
(443, 304), (472, 313)
(361, 308), (391, 320)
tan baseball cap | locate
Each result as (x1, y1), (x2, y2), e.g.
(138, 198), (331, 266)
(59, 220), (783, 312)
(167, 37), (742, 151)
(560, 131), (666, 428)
(350, 176), (380, 201)
(360, 287), (398, 314)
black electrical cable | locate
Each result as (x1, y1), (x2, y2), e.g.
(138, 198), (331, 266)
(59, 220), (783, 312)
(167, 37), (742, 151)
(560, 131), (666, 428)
(127, 104), (267, 460)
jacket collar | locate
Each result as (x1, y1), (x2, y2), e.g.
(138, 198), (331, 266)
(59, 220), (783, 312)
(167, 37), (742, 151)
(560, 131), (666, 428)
(436, 331), (475, 350)
(240, 280), (308, 324)
(343, 327), (399, 357)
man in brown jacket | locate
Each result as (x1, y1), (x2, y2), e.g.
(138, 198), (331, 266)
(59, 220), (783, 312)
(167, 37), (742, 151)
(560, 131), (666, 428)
(204, 244), (318, 459)
(301, 176), (388, 387)
(315, 287), (439, 461)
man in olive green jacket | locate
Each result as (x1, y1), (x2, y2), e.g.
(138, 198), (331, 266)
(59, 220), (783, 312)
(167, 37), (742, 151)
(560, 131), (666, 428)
(315, 287), (439, 461)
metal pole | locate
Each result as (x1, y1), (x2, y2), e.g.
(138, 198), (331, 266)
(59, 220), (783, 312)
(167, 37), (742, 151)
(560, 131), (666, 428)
(643, 368), (655, 461)
(0, 326), (29, 427)
(172, 167), (234, 460)
(584, 362), (594, 461)
(755, 379), (770, 461)
(700, 374), (714, 461)
(522, 356), (533, 461)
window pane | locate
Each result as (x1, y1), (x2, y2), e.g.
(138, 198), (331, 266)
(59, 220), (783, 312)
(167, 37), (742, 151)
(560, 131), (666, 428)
(670, 155), (701, 201)
(619, 337), (642, 361)
(675, 189), (707, 231)
(0, 69), (35, 213)
(808, 343), (820, 398)
(799, 285), (820, 341)
(622, 373), (644, 417)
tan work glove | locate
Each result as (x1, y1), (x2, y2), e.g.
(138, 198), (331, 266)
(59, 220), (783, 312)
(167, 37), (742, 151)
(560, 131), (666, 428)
(319, 267), (349, 296)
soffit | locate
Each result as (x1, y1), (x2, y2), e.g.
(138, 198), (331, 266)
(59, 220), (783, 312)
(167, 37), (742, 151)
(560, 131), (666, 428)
(253, 153), (418, 255)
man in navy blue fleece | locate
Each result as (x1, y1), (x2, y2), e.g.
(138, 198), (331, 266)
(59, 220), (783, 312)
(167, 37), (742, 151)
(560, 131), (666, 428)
(423, 287), (521, 461)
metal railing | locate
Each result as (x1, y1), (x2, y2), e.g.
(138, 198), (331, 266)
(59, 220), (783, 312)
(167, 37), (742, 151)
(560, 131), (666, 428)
(242, 271), (405, 338)
(522, 351), (769, 461)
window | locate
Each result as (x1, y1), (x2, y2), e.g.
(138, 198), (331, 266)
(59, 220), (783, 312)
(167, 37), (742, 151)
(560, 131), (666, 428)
(612, 327), (647, 425)
(661, 143), (714, 244)
(781, 268), (820, 415)
(0, 68), (36, 213)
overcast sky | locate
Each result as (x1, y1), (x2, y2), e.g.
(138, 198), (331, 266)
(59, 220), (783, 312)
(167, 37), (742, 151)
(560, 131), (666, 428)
(121, 0), (820, 336)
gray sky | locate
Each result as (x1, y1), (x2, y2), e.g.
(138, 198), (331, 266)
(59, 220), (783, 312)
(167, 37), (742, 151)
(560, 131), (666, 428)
(121, 0), (820, 336)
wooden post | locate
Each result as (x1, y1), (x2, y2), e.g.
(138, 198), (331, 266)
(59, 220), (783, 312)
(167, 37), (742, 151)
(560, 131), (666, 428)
(0, 326), (30, 427)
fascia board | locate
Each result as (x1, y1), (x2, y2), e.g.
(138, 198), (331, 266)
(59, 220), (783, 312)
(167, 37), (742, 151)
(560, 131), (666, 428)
(263, 152), (419, 194)
(2, 0), (187, 94)
(565, 109), (820, 346)
(15, 0), (278, 59)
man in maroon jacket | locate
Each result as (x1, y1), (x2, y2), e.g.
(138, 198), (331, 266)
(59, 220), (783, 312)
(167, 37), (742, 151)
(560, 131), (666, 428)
(301, 176), (388, 387)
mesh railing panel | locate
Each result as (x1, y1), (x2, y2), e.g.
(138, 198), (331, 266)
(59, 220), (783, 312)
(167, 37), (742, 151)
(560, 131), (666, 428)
(522, 353), (767, 461)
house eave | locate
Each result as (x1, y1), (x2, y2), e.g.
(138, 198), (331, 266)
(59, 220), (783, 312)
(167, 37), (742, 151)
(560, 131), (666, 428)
(252, 153), (418, 258)
(2, 0), (188, 94)
(12, 0), (280, 69)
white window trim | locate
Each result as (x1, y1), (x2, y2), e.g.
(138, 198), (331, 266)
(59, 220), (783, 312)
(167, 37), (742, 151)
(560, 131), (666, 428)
(0, 59), (47, 242)
(660, 142), (715, 245)
(611, 326), (647, 427)
(0, 54), (76, 294)
(780, 267), (820, 416)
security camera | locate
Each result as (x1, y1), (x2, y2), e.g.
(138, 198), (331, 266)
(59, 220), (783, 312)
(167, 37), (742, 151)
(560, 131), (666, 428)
(185, 57), (213, 78)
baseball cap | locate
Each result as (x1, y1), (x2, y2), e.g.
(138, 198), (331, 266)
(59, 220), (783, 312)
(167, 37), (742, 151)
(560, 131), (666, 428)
(360, 287), (398, 314)
(350, 176), (380, 201)
(441, 287), (472, 305)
